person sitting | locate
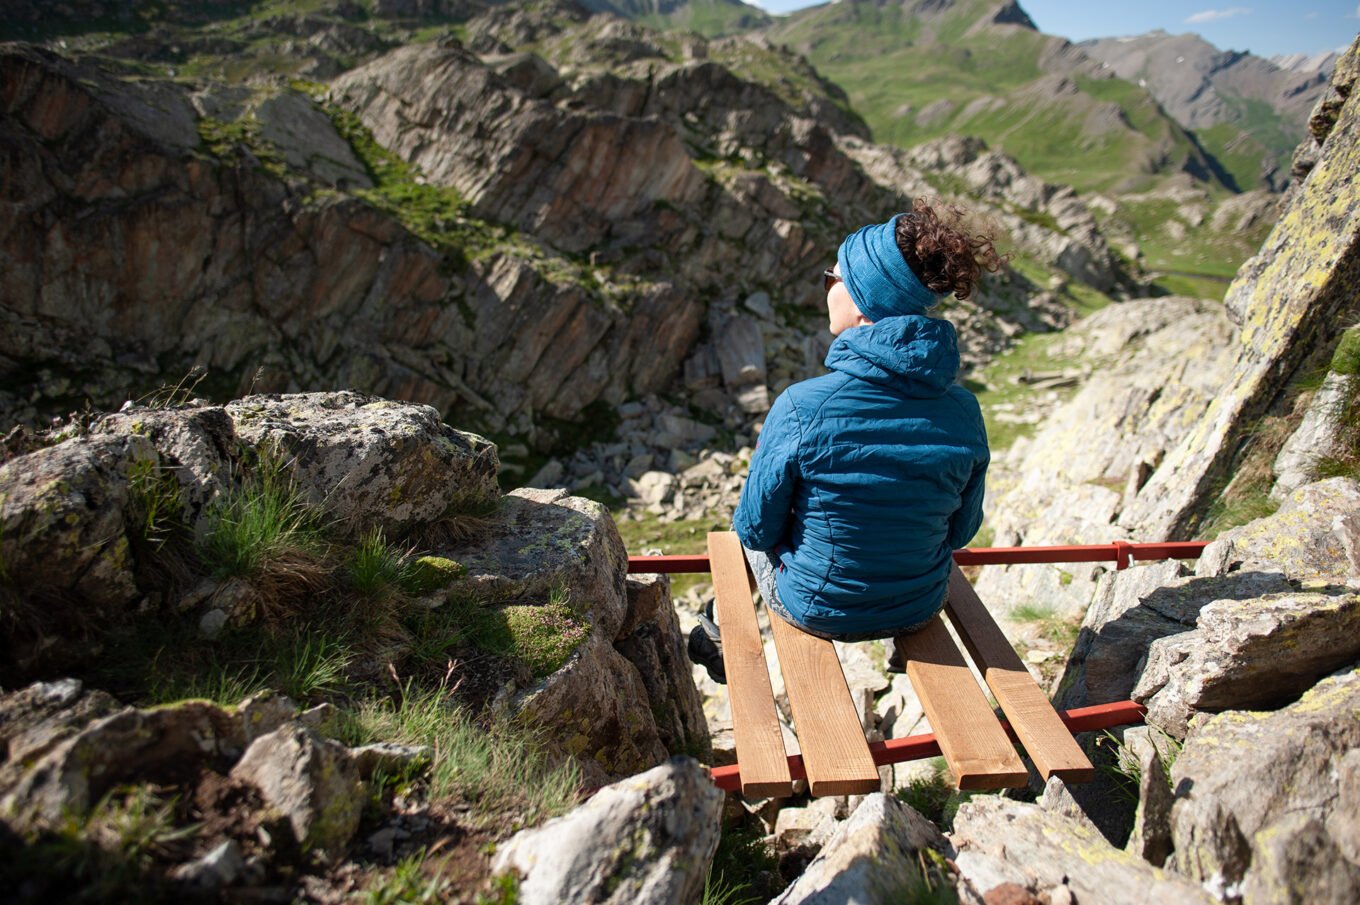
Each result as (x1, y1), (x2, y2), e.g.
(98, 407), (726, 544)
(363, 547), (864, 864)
(690, 199), (1003, 683)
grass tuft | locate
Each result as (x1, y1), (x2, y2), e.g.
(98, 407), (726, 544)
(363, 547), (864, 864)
(348, 528), (412, 598)
(357, 850), (451, 905)
(197, 455), (326, 580)
(338, 682), (581, 824)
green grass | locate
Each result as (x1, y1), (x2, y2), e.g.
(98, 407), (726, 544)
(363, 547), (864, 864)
(637, 0), (772, 39)
(408, 588), (591, 679)
(347, 528), (421, 598)
(897, 762), (953, 824)
(767, 0), (1211, 196)
(357, 850), (452, 905)
(3, 785), (198, 904)
(1009, 603), (1081, 649)
(126, 457), (185, 550)
(196, 454), (326, 579)
(705, 819), (782, 904)
(338, 682), (581, 825)
(969, 331), (1083, 452)
(1095, 728), (1183, 807)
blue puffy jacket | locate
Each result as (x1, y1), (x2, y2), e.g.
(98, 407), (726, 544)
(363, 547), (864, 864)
(732, 315), (989, 637)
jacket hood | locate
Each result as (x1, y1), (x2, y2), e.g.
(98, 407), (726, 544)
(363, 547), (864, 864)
(824, 315), (959, 397)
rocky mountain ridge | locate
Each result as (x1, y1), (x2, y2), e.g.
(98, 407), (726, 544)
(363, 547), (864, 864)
(0, 0), (1130, 472)
(1079, 29), (1332, 191)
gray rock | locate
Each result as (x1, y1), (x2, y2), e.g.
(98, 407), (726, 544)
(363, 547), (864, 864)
(2, 700), (245, 829)
(170, 839), (245, 889)
(237, 691), (299, 743)
(1056, 564), (1293, 711)
(772, 794), (950, 905)
(0, 680), (120, 789)
(0, 433), (151, 614)
(1122, 727), (1175, 868)
(526, 458), (565, 489)
(1169, 669), (1360, 900)
(507, 628), (669, 788)
(950, 797), (1214, 905)
(714, 312), (768, 390)
(255, 90), (374, 189)
(230, 723), (364, 854)
(226, 392), (499, 537)
(1196, 478), (1360, 581)
(1133, 587), (1360, 736)
(630, 470), (676, 506)
(491, 757), (721, 905)
(1272, 373), (1357, 498)
(439, 487), (628, 638)
(348, 743), (433, 780)
(615, 574), (709, 758)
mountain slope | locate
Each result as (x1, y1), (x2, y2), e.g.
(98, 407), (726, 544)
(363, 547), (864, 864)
(1079, 31), (1331, 190)
(585, 0), (772, 36)
(760, 0), (1228, 195)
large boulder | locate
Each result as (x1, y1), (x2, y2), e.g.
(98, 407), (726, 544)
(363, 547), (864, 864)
(1168, 668), (1360, 902)
(615, 574), (709, 758)
(0, 433), (153, 613)
(1056, 563), (1293, 711)
(435, 488), (677, 784)
(975, 297), (1238, 616)
(225, 392), (500, 535)
(1195, 477), (1360, 581)
(950, 797), (1216, 905)
(1133, 586), (1360, 736)
(1, 695), (246, 829)
(490, 757), (721, 905)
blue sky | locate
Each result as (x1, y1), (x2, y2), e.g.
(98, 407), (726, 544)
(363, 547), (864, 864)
(749, 1), (1360, 58)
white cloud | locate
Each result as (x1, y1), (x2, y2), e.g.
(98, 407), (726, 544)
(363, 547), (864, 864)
(1185, 7), (1251, 23)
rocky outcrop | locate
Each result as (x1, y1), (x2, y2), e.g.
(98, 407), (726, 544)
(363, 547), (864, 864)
(1167, 669), (1360, 902)
(0, 392), (497, 670)
(975, 297), (1238, 615)
(950, 796), (1216, 904)
(899, 134), (1123, 292)
(0, 683), (303, 831)
(491, 757), (721, 905)
(1121, 36), (1360, 539)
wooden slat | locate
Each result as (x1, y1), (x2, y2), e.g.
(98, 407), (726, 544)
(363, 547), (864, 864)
(944, 566), (1095, 783)
(707, 532), (793, 798)
(896, 616), (1028, 790)
(767, 613), (881, 796)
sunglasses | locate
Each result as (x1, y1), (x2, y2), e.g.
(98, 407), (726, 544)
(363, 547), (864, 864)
(823, 269), (842, 292)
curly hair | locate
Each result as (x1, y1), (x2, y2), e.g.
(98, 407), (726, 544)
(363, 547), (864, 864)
(894, 198), (1007, 301)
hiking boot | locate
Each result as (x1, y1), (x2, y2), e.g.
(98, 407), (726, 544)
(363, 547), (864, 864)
(887, 641), (906, 674)
(687, 599), (726, 684)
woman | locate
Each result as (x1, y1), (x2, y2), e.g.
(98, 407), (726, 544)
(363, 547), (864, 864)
(690, 199), (1003, 682)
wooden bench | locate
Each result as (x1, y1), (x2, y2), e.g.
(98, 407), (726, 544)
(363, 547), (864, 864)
(707, 531), (1093, 797)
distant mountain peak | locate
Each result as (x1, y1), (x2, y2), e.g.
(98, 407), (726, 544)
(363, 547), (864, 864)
(989, 1), (1037, 30)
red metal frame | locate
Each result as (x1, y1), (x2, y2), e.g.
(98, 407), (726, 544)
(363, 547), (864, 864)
(627, 541), (1208, 574)
(628, 541), (1200, 792)
(707, 701), (1147, 792)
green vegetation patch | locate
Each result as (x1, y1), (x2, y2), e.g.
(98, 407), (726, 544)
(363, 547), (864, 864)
(339, 681), (581, 824)
(2, 784), (199, 904)
(197, 115), (289, 178)
(196, 453), (327, 581)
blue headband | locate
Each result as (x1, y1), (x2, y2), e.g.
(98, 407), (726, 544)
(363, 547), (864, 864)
(836, 214), (942, 321)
